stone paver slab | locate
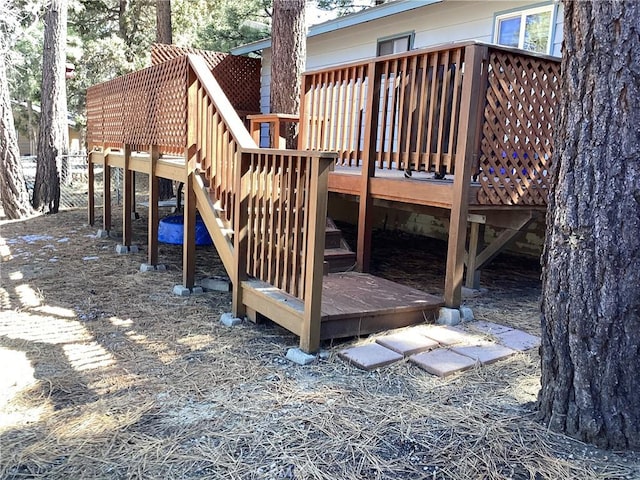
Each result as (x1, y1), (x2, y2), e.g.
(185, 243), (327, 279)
(468, 320), (513, 336)
(451, 343), (516, 365)
(494, 329), (540, 351)
(338, 343), (403, 371)
(376, 331), (439, 356)
(416, 325), (486, 346)
(409, 348), (477, 377)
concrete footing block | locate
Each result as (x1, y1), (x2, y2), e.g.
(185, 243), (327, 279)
(437, 307), (461, 326)
(140, 263), (168, 272)
(96, 229), (109, 238)
(201, 276), (231, 292)
(286, 348), (316, 366)
(115, 244), (139, 254)
(220, 312), (242, 327)
(459, 306), (474, 322)
(172, 285), (204, 296)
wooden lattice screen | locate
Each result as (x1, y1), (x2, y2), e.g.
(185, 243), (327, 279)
(151, 43), (261, 115)
(86, 56), (189, 155)
(477, 47), (561, 205)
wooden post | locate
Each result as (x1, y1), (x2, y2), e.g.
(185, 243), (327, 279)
(300, 154), (334, 353)
(465, 221), (483, 289)
(232, 152), (251, 319)
(356, 61), (382, 272)
(122, 144), (132, 246)
(103, 150), (112, 232)
(88, 151), (95, 226)
(297, 75), (310, 150)
(444, 45), (488, 307)
(182, 70), (198, 289)
(148, 145), (160, 266)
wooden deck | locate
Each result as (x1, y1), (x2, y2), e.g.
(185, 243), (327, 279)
(243, 272), (442, 341)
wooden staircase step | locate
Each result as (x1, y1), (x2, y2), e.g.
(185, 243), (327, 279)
(325, 227), (343, 249)
(324, 247), (356, 273)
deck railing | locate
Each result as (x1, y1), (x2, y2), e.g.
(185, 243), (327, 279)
(300, 42), (560, 206)
(87, 55), (335, 352)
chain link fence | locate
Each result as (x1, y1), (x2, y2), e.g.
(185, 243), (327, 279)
(17, 155), (151, 212)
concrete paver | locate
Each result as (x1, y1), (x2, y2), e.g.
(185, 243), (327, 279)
(338, 343), (404, 370)
(376, 331), (439, 356)
(493, 329), (541, 351)
(417, 325), (486, 346)
(468, 320), (513, 336)
(410, 349), (477, 377)
(451, 343), (516, 365)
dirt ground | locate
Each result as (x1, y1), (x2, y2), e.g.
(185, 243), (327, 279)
(1, 208), (639, 479)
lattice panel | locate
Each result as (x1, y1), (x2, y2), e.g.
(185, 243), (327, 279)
(477, 49), (560, 205)
(123, 56), (188, 152)
(151, 43), (260, 114)
(86, 58), (188, 154)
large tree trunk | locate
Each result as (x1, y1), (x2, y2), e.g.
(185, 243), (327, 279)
(33, 0), (68, 214)
(270, 0), (305, 148)
(538, 0), (640, 450)
(156, 0), (174, 200)
(0, 53), (33, 220)
(156, 0), (172, 44)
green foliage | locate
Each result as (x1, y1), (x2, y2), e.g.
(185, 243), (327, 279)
(191, 0), (271, 52)
(315, 0), (376, 17)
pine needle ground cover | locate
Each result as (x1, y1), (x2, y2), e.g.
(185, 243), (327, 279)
(1, 209), (638, 479)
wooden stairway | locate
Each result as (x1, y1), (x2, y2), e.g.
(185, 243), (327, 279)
(324, 218), (356, 273)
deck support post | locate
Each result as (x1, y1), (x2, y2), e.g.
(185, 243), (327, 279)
(232, 152), (251, 320)
(356, 61), (382, 272)
(122, 144), (132, 246)
(182, 68), (198, 290)
(87, 150), (95, 226)
(465, 221), (484, 289)
(444, 45), (488, 308)
(147, 145), (160, 266)
(103, 150), (112, 233)
(300, 155), (334, 353)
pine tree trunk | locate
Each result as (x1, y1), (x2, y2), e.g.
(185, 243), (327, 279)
(0, 53), (33, 220)
(156, 0), (172, 44)
(270, 0), (305, 148)
(538, 0), (640, 450)
(33, 0), (68, 214)
(156, 0), (174, 200)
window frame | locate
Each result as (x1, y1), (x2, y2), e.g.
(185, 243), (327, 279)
(493, 4), (556, 55)
(376, 31), (414, 57)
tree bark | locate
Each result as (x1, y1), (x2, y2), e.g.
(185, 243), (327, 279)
(156, 0), (174, 200)
(538, 0), (640, 450)
(33, 0), (68, 214)
(0, 53), (33, 220)
(156, 0), (172, 44)
(270, 0), (306, 147)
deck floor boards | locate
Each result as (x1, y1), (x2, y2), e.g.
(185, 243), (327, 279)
(320, 272), (443, 340)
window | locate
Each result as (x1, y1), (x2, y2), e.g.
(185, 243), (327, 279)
(377, 33), (413, 56)
(494, 5), (555, 54)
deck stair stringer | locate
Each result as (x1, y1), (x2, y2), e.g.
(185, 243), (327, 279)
(193, 173), (235, 278)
